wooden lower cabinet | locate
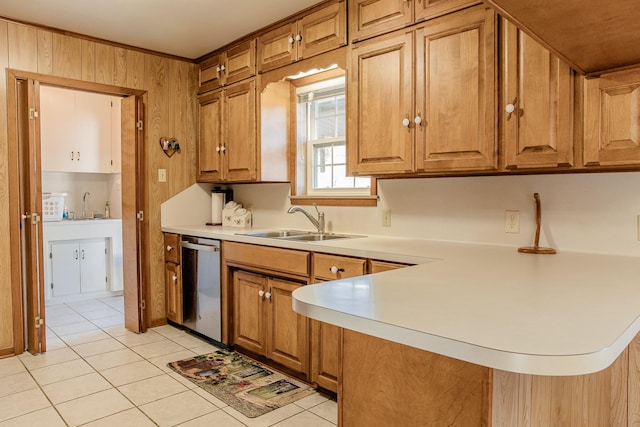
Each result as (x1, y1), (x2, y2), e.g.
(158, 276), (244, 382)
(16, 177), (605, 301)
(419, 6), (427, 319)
(310, 318), (342, 392)
(232, 270), (309, 375)
(165, 262), (182, 324)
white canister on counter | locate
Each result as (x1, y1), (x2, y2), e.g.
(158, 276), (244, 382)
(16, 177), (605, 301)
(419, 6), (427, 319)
(232, 208), (252, 228)
(222, 201), (241, 227)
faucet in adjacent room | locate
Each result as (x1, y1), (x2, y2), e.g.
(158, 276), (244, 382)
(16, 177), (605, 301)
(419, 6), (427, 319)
(82, 192), (91, 219)
(287, 203), (325, 234)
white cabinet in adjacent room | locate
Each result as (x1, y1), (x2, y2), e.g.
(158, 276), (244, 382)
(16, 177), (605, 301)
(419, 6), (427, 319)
(40, 85), (119, 173)
(50, 238), (108, 297)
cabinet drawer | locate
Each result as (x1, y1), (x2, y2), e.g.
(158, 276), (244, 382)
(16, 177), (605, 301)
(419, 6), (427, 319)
(368, 259), (410, 273)
(313, 253), (366, 280)
(224, 242), (310, 277)
(164, 233), (181, 264)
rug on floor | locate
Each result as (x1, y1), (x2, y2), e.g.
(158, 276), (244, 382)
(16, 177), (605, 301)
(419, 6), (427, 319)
(168, 349), (315, 418)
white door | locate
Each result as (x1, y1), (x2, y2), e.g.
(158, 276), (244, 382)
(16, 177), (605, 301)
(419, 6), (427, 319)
(79, 239), (108, 293)
(75, 91), (113, 173)
(50, 241), (81, 297)
(40, 86), (76, 172)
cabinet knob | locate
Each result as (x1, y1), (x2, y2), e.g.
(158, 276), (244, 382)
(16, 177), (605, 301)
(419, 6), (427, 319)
(219, 145), (226, 153)
(288, 36), (295, 44)
(402, 115), (411, 132)
(220, 65), (226, 72)
(167, 245), (173, 252)
(216, 66), (221, 73)
(295, 34), (302, 42)
(329, 265), (345, 274)
(505, 97), (518, 121)
(216, 145), (221, 153)
(258, 289), (265, 298)
(172, 275), (177, 282)
(265, 291), (272, 300)
(414, 114), (423, 127)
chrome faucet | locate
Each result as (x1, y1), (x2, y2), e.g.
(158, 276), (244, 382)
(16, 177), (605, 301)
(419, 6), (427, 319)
(82, 192), (91, 219)
(287, 204), (325, 234)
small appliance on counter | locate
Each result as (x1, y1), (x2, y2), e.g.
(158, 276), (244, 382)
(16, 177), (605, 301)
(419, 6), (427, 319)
(211, 187), (233, 225)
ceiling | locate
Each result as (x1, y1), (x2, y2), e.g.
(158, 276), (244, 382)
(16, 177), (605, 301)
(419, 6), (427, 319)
(0, 0), (321, 60)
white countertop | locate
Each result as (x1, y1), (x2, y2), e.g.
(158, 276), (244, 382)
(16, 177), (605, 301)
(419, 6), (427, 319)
(163, 224), (640, 376)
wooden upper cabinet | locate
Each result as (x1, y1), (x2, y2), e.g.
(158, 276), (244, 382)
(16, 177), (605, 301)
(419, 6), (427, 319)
(584, 68), (640, 167)
(258, 1), (346, 73)
(197, 90), (224, 181)
(349, 0), (479, 43)
(415, 5), (497, 172)
(197, 79), (257, 182)
(198, 39), (256, 93)
(347, 30), (415, 175)
(501, 19), (574, 170)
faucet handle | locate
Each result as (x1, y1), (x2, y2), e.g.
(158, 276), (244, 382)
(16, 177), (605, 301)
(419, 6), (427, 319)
(312, 203), (322, 216)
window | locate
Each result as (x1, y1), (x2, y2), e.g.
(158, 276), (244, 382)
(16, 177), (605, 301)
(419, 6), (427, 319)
(296, 77), (371, 197)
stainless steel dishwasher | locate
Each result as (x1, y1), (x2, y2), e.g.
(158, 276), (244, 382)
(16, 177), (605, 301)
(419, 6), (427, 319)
(181, 236), (221, 342)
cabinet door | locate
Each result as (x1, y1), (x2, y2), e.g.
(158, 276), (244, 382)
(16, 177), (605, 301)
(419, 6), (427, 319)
(50, 241), (81, 297)
(266, 278), (309, 375)
(502, 19), (574, 170)
(40, 86), (76, 172)
(298, 1), (347, 60)
(197, 90), (224, 181)
(79, 239), (107, 293)
(165, 262), (182, 324)
(347, 30), (414, 175)
(349, 0), (414, 43)
(258, 22), (297, 73)
(310, 319), (341, 392)
(223, 80), (257, 181)
(224, 39), (256, 86)
(415, 0), (481, 22)
(415, 6), (497, 172)
(233, 270), (267, 355)
(584, 68), (640, 166)
(75, 91), (113, 173)
(199, 53), (225, 93)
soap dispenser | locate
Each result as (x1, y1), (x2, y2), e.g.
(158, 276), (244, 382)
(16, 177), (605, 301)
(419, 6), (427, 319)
(105, 201), (110, 219)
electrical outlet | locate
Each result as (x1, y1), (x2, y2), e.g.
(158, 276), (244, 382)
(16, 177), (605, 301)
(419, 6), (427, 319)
(158, 169), (167, 182)
(505, 210), (520, 233)
(382, 210), (391, 227)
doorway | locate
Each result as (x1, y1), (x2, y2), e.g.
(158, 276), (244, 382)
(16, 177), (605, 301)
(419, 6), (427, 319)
(7, 70), (148, 355)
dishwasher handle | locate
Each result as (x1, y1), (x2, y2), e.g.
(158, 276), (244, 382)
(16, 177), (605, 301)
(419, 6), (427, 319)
(181, 241), (220, 252)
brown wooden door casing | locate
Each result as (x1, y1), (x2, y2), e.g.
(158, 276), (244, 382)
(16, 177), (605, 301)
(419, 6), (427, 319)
(501, 18), (574, 170)
(414, 5), (497, 172)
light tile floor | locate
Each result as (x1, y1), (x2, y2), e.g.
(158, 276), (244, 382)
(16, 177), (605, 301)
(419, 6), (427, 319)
(0, 296), (337, 426)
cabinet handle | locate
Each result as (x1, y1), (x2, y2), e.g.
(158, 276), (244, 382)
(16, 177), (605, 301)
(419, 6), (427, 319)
(259, 289), (265, 300)
(216, 145), (221, 153)
(216, 66), (221, 73)
(402, 115), (411, 132)
(506, 97), (518, 121)
(77, 151), (81, 161)
(220, 64), (226, 73)
(81, 249), (85, 260)
(295, 34), (302, 43)
(167, 245), (173, 252)
(265, 289), (272, 301)
(74, 249), (78, 260)
(172, 275), (177, 282)
(330, 265), (345, 274)
(219, 145), (226, 153)
(70, 151), (74, 161)
(288, 35), (295, 44)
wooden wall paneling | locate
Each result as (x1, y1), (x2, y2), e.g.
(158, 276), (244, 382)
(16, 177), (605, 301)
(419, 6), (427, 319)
(186, 63), (199, 185)
(0, 21), (14, 352)
(144, 53), (170, 325)
(95, 43), (114, 85)
(126, 49), (145, 90)
(7, 23), (37, 72)
(113, 47), (127, 87)
(629, 334), (640, 424)
(81, 40), (95, 82)
(36, 30), (53, 74)
(52, 33), (82, 79)
(168, 59), (189, 197)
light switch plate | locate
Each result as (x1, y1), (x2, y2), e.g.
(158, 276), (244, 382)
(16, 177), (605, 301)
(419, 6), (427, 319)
(158, 169), (167, 182)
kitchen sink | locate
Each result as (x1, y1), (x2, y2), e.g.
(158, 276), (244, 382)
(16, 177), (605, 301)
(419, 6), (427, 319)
(239, 230), (362, 241)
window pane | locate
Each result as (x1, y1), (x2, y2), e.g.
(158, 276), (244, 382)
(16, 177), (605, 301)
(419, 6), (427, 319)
(315, 116), (336, 139)
(314, 145), (332, 169)
(355, 176), (371, 188)
(315, 98), (336, 117)
(314, 166), (332, 189)
(332, 165), (353, 188)
(333, 142), (346, 163)
(336, 95), (345, 115)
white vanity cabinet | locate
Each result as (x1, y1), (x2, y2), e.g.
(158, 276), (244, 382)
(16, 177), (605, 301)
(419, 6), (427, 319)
(40, 86), (119, 173)
(43, 219), (123, 302)
(50, 239), (107, 297)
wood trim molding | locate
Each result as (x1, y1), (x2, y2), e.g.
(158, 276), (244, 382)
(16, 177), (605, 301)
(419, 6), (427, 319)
(289, 195), (378, 207)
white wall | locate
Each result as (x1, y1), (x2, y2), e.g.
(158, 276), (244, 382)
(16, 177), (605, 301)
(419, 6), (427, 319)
(42, 171), (120, 218)
(229, 172), (640, 256)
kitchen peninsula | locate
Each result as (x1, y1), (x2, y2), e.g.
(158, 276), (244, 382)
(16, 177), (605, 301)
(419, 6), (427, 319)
(162, 222), (640, 426)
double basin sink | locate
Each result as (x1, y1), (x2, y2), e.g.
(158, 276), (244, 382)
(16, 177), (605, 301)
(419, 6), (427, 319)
(239, 230), (361, 242)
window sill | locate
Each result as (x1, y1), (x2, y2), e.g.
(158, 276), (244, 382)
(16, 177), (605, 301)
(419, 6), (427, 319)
(289, 195), (378, 207)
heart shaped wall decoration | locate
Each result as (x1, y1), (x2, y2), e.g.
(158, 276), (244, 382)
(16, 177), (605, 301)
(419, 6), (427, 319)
(159, 137), (180, 157)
